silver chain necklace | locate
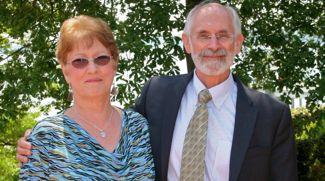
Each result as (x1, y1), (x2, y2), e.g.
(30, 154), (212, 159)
(73, 106), (114, 138)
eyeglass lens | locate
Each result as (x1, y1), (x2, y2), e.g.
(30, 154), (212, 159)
(71, 55), (111, 69)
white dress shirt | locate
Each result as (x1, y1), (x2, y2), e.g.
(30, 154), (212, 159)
(167, 71), (237, 181)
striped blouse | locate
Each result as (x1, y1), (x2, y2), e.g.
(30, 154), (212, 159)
(19, 109), (155, 180)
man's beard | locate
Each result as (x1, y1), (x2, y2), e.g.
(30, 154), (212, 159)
(191, 48), (235, 76)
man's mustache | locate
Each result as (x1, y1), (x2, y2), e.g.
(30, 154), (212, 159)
(199, 49), (226, 57)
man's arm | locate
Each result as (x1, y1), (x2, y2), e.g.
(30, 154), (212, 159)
(271, 105), (298, 180)
(132, 77), (153, 117)
(16, 129), (32, 165)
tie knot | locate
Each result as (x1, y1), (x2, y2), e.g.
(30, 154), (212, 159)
(198, 89), (212, 104)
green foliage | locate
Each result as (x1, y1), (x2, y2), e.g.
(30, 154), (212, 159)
(229, 0), (325, 108)
(0, 146), (19, 181)
(115, 0), (185, 106)
(0, 112), (38, 180)
(292, 107), (325, 180)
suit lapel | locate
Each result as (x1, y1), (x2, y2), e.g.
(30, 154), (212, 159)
(229, 75), (258, 181)
(159, 73), (193, 180)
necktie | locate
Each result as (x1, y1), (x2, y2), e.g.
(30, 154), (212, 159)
(180, 89), (212, 181)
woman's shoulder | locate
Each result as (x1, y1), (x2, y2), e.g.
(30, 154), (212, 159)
(122, 109), (149, 131)
(123, 108), (143, 115)
(123, 109), (147, 122)
(34, 114), (66, 128)
(30, 114), (67, 137)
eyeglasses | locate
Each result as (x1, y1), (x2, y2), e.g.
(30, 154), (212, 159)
(68, 55), (112, 69)
(196, 33), (234, 43)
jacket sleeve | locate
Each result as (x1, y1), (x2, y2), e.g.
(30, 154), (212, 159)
(271, 105), (298, 180)
(132, 77), (154, 118)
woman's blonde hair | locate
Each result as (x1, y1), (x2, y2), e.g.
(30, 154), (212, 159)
(55, 15), (119, 69)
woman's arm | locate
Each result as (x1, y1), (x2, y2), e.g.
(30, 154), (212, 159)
(19, 121), (55, 179)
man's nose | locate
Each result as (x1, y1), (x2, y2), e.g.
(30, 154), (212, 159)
(207, 37), (222, 50)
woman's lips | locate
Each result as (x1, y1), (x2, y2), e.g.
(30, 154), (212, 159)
(85, 78), (102, 83)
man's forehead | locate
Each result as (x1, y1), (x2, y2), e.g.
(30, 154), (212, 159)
(194, 3), (228, 18)
(196, 29), (229, 34)
(190, 4), (233, 34)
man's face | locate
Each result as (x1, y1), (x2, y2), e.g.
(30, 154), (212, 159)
(183, 4), (244, 77)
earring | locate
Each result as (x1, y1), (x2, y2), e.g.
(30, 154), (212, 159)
(68, 84), (73, 102)
(111, 83), (118, 96)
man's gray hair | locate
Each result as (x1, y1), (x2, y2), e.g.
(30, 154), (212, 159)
(183, 0), (242, 36)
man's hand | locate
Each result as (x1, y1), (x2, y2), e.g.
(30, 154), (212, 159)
(16, 129), (32, 167)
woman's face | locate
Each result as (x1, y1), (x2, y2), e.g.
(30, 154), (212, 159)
(61, 39), (116, 99)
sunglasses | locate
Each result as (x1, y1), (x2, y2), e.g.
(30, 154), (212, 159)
(68, 55), (112, 69)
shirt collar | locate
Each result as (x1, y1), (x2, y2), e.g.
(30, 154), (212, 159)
(193, 70), (235, 109)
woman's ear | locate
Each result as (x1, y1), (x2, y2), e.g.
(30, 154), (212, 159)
(61, 63), (70, 83)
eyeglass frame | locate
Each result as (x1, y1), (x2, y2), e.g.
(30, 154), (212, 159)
(66, 55), (113, 69)
(195, 32), (234, 44)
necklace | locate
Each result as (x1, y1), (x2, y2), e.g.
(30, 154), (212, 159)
(73, 106), (114, 138)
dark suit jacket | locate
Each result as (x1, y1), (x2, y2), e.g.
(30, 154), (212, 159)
(134, 73), (298, 181)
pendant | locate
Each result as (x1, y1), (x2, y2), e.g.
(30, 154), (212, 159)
(100, 131), (107, 138)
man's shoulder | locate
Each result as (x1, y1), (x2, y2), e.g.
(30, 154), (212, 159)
(240, 82), (288, 109)
(143, 73), (191, 93)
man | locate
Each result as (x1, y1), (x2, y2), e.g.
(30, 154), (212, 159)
(17, 1), (298, 180)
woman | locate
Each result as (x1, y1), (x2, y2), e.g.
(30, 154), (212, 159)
(19, 15), (155, 180)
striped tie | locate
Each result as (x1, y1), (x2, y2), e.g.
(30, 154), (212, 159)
(180, 89), (212, 181)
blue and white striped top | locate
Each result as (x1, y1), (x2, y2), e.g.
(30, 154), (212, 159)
(20, 109), (155, 180)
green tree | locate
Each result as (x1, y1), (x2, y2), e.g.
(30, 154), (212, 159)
(237, 0), (324, 108)
(292, 107), (325, 180)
